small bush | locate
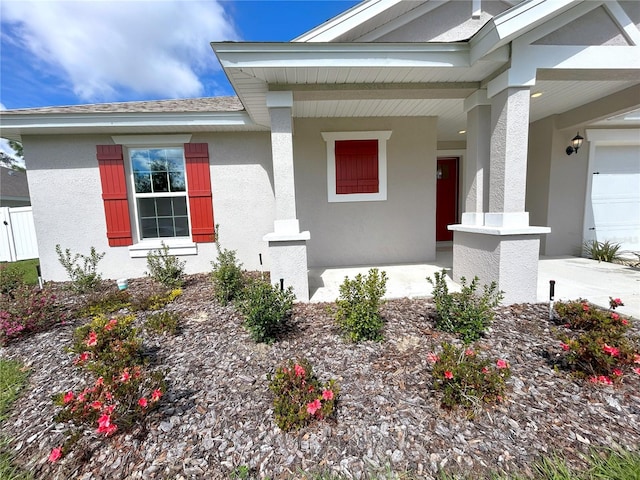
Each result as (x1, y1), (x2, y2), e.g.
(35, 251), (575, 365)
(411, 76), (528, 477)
(211, 225), (244, 305)
(554, 297), (638, 383)
(335, 268), (387, 342)
(269, 358), (339, 431)
(238, 280), (295, 344)
(430, 342), (510, 416)
(131, 288), (182, 312)
(144, 311), (179, 335)
(0, 285), (64, 345)
(145, 243), (185, 288)
(55, 244), (105, 293)
(0, 264), (25, 297)
(583, 239), (621, 263)
(80, 289), (131, 317)
(428, 269), (503, 344)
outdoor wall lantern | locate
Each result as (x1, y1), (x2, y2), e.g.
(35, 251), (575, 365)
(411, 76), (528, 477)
(565, 132), (584, 155)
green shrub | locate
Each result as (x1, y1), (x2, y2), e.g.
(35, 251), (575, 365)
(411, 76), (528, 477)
(427, 269), (503, 344)
(335, 268), (387, 342)
(238, 280), (295, 344)
(144, 311), (179, 335)
(583, 239), (621, 263)
(430, 342), (510, 416)
(145, 243), (185, 288)
(80, 289), (131, 317)
(210, 226), (244, 305)
(269, 358), (339, 431)
(55, 244), (105, 293)
(131, 288), (182, 312)
(0, 264), (25, 297)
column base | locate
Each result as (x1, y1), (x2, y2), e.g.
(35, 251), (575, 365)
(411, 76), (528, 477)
(449, 224), (550, 305)
(263, 230), (310, 302)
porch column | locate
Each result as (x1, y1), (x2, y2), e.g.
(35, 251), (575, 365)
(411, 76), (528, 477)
(263, 91), (310, 301)
(461, 89), (490, 226)
(450, 86), (550, 304)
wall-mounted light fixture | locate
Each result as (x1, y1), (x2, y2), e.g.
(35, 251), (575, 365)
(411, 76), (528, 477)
(565, 132), (584, 155)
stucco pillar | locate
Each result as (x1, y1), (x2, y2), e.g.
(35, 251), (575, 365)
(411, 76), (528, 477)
(461, 89), (490, 226)
(450, 86), (550, 304)
(263, 91), (310, 301)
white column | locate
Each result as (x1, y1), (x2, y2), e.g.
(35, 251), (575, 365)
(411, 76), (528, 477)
(263, 91), (310, 301)
(461, 90), (490, 226)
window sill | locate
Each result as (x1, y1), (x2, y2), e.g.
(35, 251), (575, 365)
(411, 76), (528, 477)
(128, 241), (197, 258)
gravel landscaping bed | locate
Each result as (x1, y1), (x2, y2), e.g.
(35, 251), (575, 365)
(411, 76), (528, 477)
(1, 273), (639, 479)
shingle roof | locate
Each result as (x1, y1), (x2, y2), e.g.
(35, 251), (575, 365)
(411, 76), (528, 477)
(2, 96), (244, 115)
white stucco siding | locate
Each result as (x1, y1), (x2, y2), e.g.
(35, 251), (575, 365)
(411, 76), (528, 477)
(293, 116), (437, 268)
(23, 133), (275, 282)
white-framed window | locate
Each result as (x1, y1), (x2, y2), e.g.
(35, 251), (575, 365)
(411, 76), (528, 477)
(321, 131), (392, 203)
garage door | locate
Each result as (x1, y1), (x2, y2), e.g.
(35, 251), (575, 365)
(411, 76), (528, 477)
(585, 144), (640, 252)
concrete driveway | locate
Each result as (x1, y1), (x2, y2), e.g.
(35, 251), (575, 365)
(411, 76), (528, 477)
(309, 252), (639, 319)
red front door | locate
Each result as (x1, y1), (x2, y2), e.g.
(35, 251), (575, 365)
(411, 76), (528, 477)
(436, 157), (459, 241)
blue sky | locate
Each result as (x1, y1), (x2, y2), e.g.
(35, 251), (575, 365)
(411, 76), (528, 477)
(0, 0), (360, 110)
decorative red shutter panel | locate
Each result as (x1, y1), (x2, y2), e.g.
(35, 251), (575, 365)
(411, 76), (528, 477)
(335, 140), (378, 194)
(184, 143), (215, 243)
(97, 145), (133, 246)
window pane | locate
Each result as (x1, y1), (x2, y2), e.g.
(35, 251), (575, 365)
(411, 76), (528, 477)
(174, 216), (189, 236)
(173, 196), (187, 215)
(155, 197), (172, 216)
(131, 150), (151, 173)
(169, 172), (185, 192)
(158, 217), (175, 237)
(141, 218), (158, 239)
(152, 172), (169, 192)
(138, 198), (156, 218)
(134, 173), (152, 193)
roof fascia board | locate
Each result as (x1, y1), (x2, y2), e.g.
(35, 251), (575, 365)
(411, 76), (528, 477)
(357, 1), (447, 42)
(603, 1), (640, 46)
(213, 42), (470, 69)
(293, 0), (403, 42)
(470, 0), (575, 63)
(0, 111), (256, 131)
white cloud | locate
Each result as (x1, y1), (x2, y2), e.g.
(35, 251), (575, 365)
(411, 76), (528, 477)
(1, 0), (239, 102)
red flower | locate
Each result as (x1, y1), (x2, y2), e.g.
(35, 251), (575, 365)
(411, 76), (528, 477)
(611, 313), (620, 321)
(496, 359), (509, 369)
(105, 392), (113, 401)
(151, 389), (162, 402)
(598, 375), (612, 385)
(95, 377), (104, 387)
(97, 413), (117, 435)
(481, 367), (489, 374)
(634, 354), (640, 364)
(444, 371), (453, 379)
(464, 349), (475, 356)
(582, 303), (590, 312)
(76, 392), (86, 403)
(138, 397), (148, 408)
(633, 368), (640, 375)
(322, 389), (334, 401)
(294, 364), (305, 377)
(602, 343), (620, 357)
(104, 318), (118, 331)
(86, 331), (98, 347)
(622, 319), (629, 326)
(63, 391), (74, 404)
(560, 342), (570, 351)
(102, 404), (116, 415)
(306, 399), (321, 415)
(427, 353), (439, 364)
(612, 369), (623, 377)
(91, 401), (103, 410)
(120, 369), (130, 383)
(48, 447), (62, 462)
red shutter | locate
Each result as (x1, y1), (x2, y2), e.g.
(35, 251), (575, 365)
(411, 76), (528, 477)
(184, 143), (215, 243)
(97, 145), (133, 246)
(335, 140), (379, 194)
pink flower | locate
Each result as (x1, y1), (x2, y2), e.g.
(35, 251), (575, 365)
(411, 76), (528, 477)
(105, 392), (113, 401)
(464, 349), (475, 356)
(481, 367), (489, 374)
(76, 392), (85, 403)
(97, 413), (117, 435)
(582, 303), (590, 312)
(86, 331), (98, 347)
(560, 342), (570, 351)
(322, 389), (334, 401)
(138, 397), (148, 408)
(91, 401), (103, 410)
(610, 297), (623, 307)
(611, 313), (620, 321)
(426, 352), (439, 364)
(63, 391), (74, 404)
(151, 389), (162, 402)
(306, 399), (322, 415)
(598, 375), (613, 385)
(120, 369), (130, 383)
(104, 318), (118, 331)
(602, 343), (620, 357)
(74, 351), (91, 364)
(612, 369), (623, 376)
(294, 364), (305, 377)
(48, 447), (62, 462)
(633, 368), (640, 375)
(444, 371), (453, 379)
(496, 359), (509, 369)
(621, 319), (629, 326)
(634, 354), (640, 364)
(95, 377), (104, 387)
(102, 405), (116, 415)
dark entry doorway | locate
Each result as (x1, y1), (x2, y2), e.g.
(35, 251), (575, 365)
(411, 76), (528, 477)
(436, 157), (459, 242)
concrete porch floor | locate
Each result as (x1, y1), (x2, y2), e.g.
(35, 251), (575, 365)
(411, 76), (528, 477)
(308, 249), (640, 319)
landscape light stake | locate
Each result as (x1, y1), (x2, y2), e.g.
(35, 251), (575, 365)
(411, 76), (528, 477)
(280, 278), (284, 292)
(259, 253), (264, 280)
(36, 264), (43, 289)
(549, 280), (556, 320)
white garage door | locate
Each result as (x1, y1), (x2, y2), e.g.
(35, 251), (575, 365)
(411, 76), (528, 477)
(585, 144), (640, 253)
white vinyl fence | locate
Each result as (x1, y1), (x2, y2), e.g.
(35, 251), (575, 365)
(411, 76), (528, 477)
(0, 206), (39, 262)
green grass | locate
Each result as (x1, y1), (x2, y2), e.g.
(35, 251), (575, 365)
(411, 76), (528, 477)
(0, 259), (40, 286)
(0, 358), (32, 480)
